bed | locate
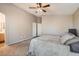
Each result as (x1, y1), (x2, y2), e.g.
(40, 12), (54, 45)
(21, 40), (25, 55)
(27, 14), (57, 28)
(28, 34), (79, 56)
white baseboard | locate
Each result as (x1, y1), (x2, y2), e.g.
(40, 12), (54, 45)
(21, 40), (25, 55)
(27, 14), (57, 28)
(7, 37), (33, 45)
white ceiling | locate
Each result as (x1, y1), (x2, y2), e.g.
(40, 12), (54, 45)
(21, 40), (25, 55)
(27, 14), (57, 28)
(14, 3), (79, 17)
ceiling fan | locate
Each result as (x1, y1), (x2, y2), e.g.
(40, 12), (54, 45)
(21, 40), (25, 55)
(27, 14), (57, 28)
(29, 3), (50, 13)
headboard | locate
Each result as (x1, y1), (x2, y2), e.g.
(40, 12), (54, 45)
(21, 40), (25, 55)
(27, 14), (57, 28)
(68, 29), (78, 36)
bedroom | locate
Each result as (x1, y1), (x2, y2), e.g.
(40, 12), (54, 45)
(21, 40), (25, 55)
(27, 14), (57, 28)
(0, 3), (79, 56)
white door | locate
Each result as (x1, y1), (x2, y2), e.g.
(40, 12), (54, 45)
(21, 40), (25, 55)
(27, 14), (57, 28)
(32, 22), (36, 37)
(32, 22), (42, 37)
(38, 23), (42, 36)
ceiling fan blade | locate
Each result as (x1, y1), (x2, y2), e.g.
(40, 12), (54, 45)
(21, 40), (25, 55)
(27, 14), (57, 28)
(37, 3), (42, 7)
(29, 7), (37, 9)
(43, 4), (50, 8)
(42, 9), (46, 12)
(39, 3), (42, 7)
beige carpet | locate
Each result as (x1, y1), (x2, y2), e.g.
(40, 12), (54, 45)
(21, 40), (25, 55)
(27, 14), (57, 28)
(0, 39), (31, 56)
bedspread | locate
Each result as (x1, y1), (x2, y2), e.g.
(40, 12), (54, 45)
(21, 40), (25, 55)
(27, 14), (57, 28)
(28, 38), (79, 56)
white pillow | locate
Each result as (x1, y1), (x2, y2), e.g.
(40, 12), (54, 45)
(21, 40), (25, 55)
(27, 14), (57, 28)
(65, 37), (79, 45)
(60, 33), (75, 44)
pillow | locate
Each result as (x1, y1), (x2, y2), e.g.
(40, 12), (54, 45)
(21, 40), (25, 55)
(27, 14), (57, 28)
(60, 33), (75, 44)
(69, 41), (79, 53)
(64, 37), (79, 45)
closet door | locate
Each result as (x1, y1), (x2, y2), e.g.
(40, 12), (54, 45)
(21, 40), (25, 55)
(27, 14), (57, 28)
(38, 23), (42, 36)
(32, 22), (42, 37)
(32, 22), (36, 37)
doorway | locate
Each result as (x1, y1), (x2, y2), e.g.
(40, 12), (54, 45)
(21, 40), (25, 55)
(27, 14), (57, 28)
(0, 12), (6, 47)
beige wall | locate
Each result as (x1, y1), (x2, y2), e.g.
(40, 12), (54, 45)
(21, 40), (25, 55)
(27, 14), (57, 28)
(0, 3), (37, 45)
(42, 15), (73, 35)
(36, 17), (42, 23)
(73, 9), (79, 35)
